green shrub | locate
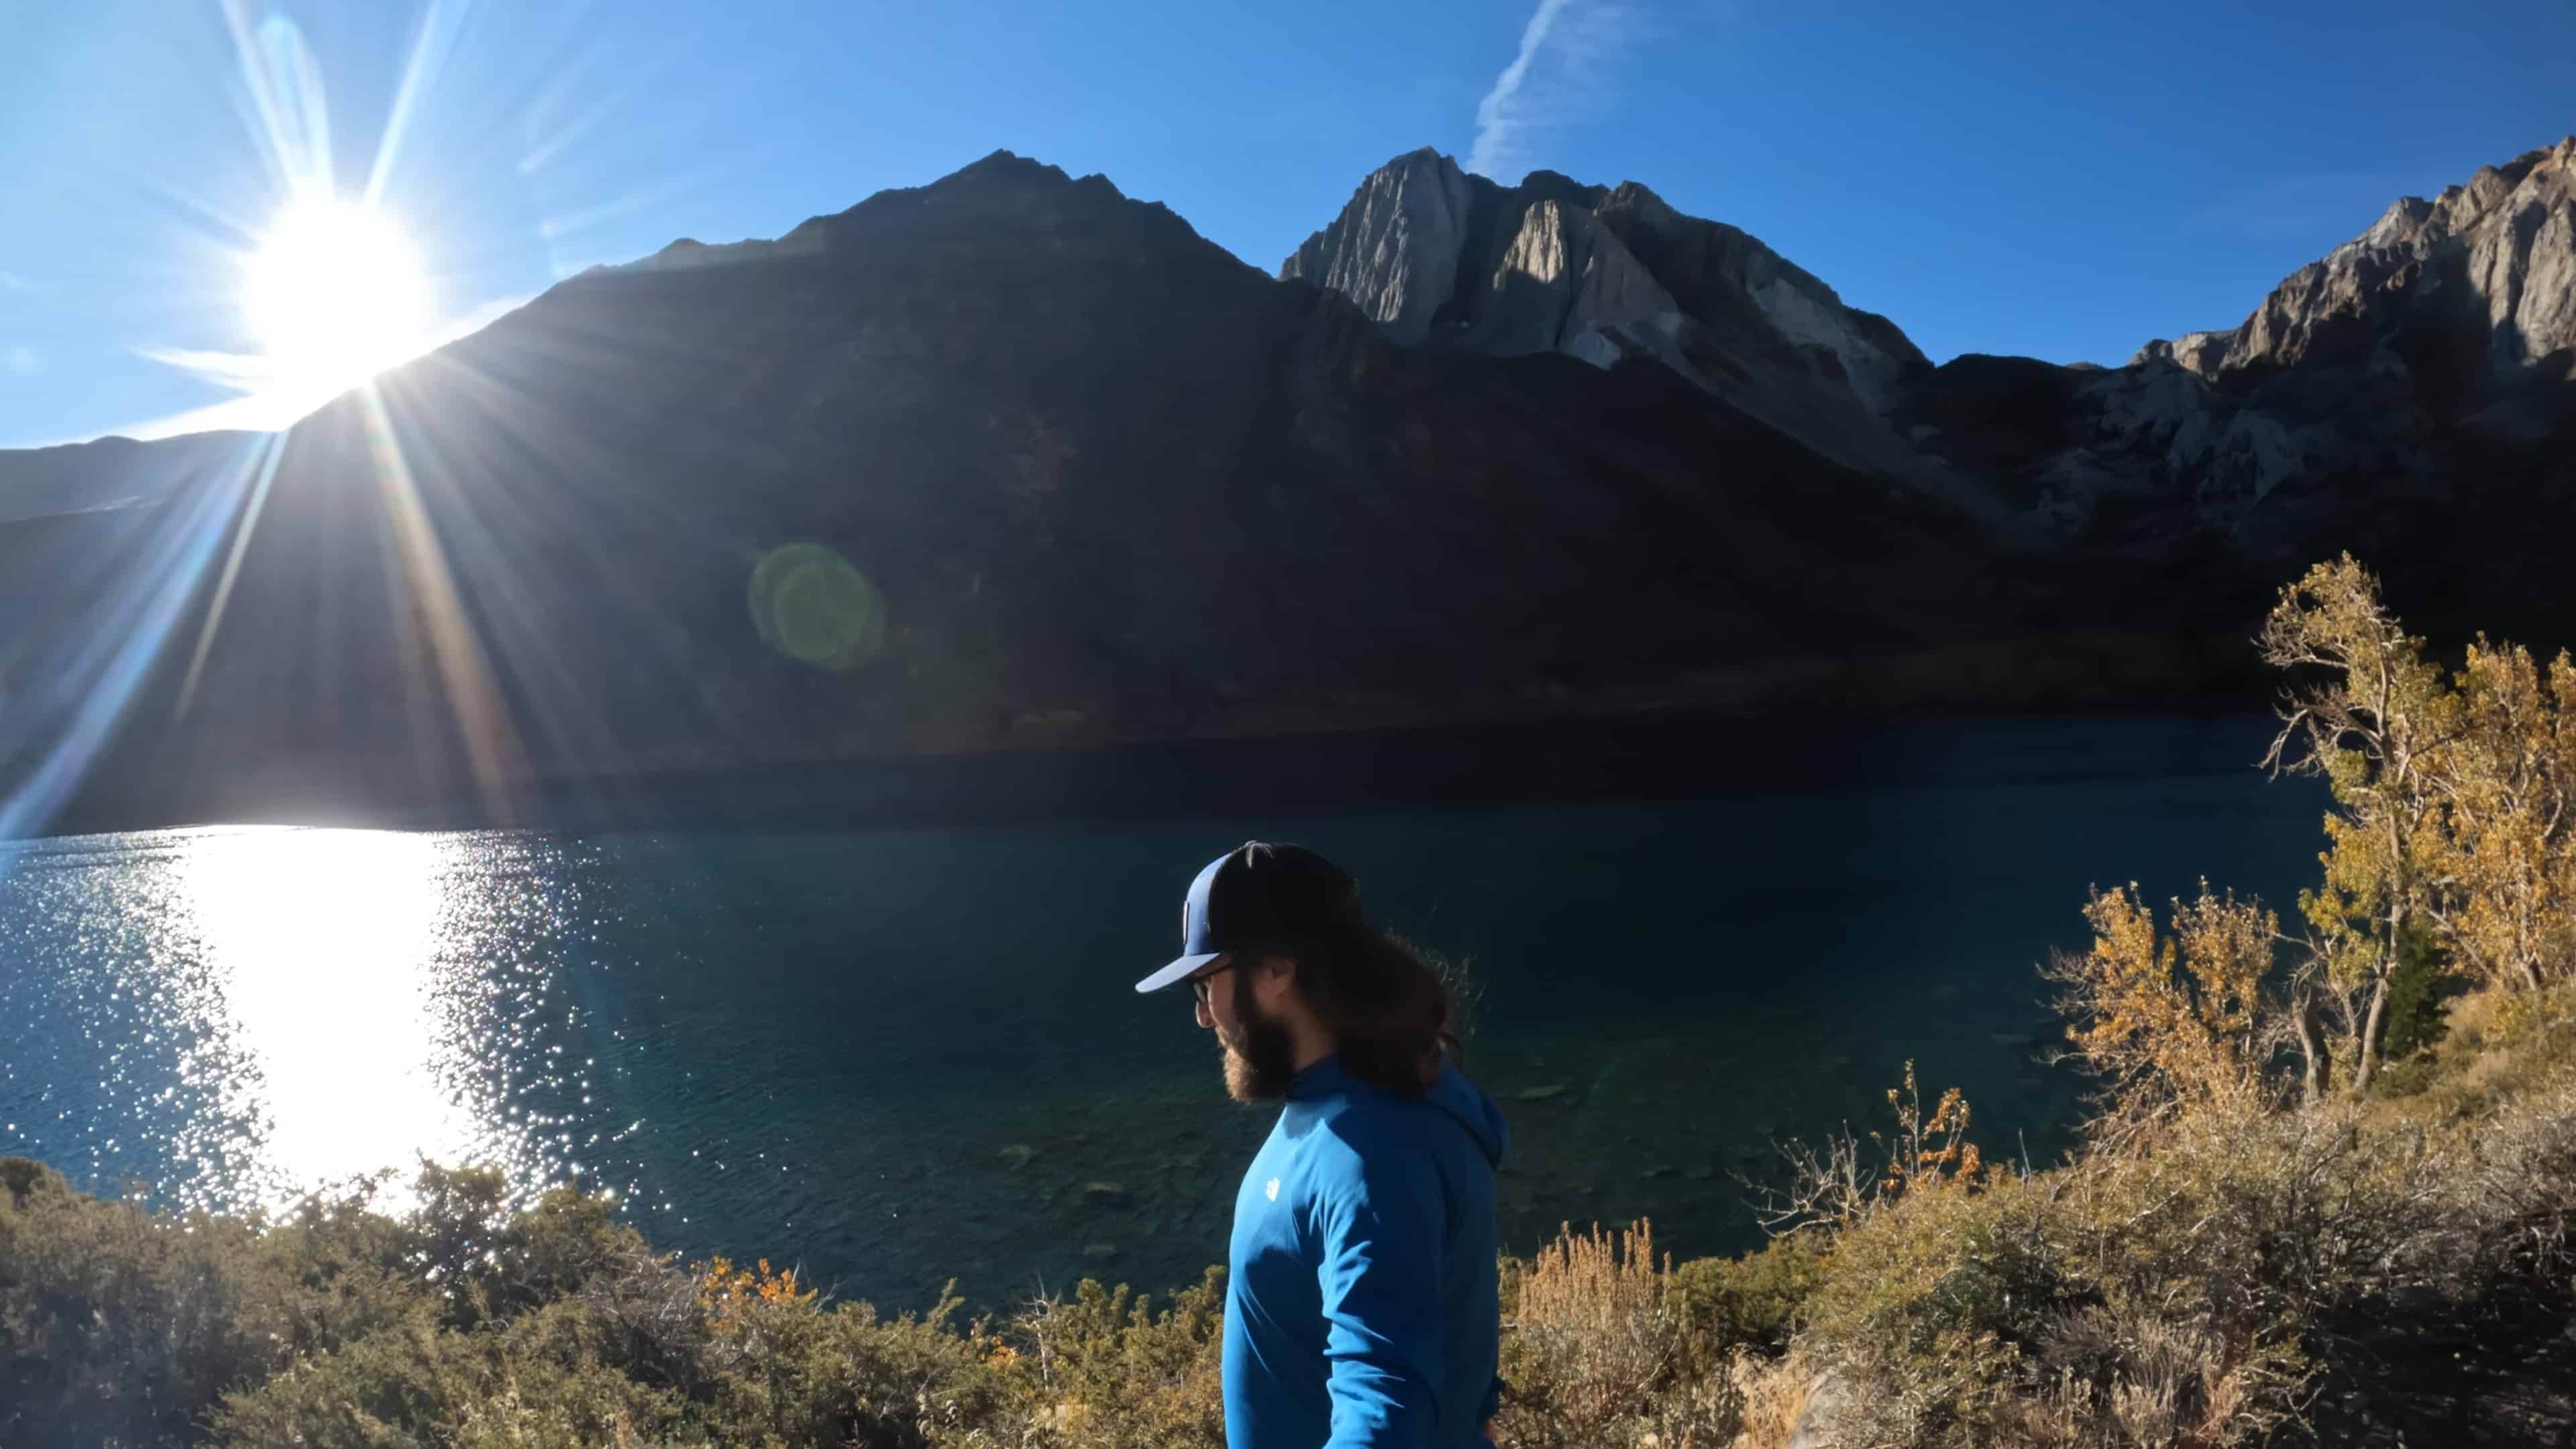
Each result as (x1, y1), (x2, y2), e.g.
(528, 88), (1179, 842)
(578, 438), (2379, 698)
(0, 1157), (292, 1449)
(694, 1290), (1008, 1447)
(2369, 1049), (2444, 1099)
(1004, 1269), (1227, 1448)
(211, 1310), (690, 1449)
(2378, 918), (2468, 1064)
(1667, 1229), (1831, 1360)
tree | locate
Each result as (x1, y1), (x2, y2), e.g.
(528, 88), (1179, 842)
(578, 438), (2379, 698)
(2045, 883), (2279, 1132)
(2430, 640), (2576, 994)
(2260, 556), (2457, 1094)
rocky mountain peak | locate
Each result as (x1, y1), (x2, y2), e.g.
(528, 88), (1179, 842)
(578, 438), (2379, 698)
(1599, 179), (1685, 230)
(1907, 134), (2576, 567)
(1280, 146), (1480, 342)
(2133, 137), (2576, 386)
(1282, 150), (1936, 485)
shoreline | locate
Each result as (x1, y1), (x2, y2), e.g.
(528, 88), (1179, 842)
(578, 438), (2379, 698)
(32, 703), (2288, 842)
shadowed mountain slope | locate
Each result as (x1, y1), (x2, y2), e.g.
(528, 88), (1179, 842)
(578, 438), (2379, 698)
(1, 152), (2008, 832)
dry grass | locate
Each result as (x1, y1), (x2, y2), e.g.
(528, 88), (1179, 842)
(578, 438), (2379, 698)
(1494, 1221), (1743, 1449)
(9, 925), (2575, 1449)
(7, 975), (2571, 1449)
(1722, 1350), (1819, 1449)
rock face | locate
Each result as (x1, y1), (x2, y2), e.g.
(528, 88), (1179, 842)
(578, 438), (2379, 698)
(1905, 136), (2576, 643)
(1281, 137), (2575, 574)
(1279, 148), (1481, 345)
(1283, 149), (1935, 484)
(2129, 329), (2234, 377)
(2136, 138), (2576, 386)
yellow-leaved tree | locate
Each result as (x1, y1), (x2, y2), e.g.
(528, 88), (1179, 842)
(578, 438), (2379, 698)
(2046, 882), (2279, 1127)
(2430, 639), (2576, 994)
(2259, 555), (2456, 1094)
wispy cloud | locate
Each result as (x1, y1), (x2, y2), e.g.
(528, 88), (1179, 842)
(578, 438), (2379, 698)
(1467, 0), (1637, 182)
(0, 271), (34, 294)
(3, 344), (36, 376)
(134, 345), (280, 394)
(121, 291), (533, 441)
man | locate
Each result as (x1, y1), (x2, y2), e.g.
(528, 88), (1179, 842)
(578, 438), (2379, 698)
(1134, 841), (1509, 1449)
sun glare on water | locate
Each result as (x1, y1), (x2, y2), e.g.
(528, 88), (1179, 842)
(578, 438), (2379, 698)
(241, 197), (433, 397)
(177, 827), (479, 1208)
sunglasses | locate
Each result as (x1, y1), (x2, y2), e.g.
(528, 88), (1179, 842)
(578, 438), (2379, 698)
(1189, 957), (1240, 1006)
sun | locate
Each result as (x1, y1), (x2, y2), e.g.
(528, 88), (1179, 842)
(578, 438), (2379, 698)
(241, 197), (432, 395)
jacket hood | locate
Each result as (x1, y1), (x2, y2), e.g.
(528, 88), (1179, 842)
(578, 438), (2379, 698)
(1426, 1062), (1509, 1169)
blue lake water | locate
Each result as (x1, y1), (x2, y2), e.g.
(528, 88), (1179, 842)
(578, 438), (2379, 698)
(0, 714), (2323, 1307)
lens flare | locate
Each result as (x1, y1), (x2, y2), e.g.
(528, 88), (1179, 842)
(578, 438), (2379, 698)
(749, 543), (890, 672)
(240, 197), (433, 395)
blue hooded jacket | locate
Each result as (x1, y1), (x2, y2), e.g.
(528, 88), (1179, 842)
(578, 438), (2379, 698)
(1223, 1057), (1510, 1449)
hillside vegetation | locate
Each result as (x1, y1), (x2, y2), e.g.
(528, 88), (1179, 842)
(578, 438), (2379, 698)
(6, 557), (2575, 1447)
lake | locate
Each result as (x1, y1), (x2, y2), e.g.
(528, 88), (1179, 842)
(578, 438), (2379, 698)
(0, 713), (2322, 1309)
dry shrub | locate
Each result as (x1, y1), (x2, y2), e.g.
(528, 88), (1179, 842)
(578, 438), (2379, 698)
(1786, 1008), (2576, 1449)
(1786, 1071), (2359, 1447)
(2005, 1311), (2260, 1448)
(1723, 1348), (1821, 1449)
(2447, 1071), (2576, 1283)
(1493, 1220), (1741, 1449)
(1758, 1061), (1984, 1236)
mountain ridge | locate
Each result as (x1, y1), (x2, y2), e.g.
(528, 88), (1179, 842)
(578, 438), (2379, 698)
(3, 136), (2573, 833)
(2133, 135), (2576, 388)
(1279, 146), (1943, 494)
(1896, 133), (2576, 584)
(2, 144), (2015, 834)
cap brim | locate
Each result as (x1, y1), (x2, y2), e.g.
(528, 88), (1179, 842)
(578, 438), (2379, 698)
(1134, 953), (1222, 994)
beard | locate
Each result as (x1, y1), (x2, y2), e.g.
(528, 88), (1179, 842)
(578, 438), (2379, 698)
(1220, 970), (1300, 1103)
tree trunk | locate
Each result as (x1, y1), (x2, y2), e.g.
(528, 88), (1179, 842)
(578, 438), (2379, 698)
(2352, 966), (2392, 1094)
(2295, 993), (2328, 1105)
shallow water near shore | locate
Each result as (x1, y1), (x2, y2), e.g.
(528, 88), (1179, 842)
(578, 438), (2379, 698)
(0, 714), (2321, 1308)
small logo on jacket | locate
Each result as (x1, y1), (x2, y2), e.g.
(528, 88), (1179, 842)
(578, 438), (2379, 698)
(1264, 1177), (1280, 1201)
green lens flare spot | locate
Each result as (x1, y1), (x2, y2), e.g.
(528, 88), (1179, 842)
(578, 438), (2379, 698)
(748, 543), (888, 672)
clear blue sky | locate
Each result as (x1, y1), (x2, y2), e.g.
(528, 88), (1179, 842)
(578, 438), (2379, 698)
(3, 0), (2569, 448)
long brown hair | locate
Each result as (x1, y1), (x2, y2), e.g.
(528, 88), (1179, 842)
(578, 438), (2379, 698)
(1286, 923), (1463, 1094)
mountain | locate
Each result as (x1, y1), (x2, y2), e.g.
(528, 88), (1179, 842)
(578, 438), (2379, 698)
(1284, 140), (2576, 607)
(0, 431), (256, 524)
(0, 152), (2010, 833)
(1281, 148), (1948, 495)
(2137, 137), (2576, 390)
(1897, 136), (2576, 637)
(6, 138), (2572, 834)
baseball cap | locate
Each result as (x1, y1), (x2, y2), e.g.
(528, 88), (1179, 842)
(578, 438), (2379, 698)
(1133, 841), (1362, 993)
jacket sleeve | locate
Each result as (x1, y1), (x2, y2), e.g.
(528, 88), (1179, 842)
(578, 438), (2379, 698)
(1313, 1128), (1446, 1448)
